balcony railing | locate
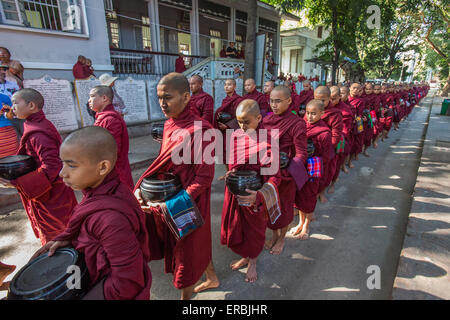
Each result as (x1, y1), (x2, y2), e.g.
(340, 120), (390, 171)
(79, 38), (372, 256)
(110, 48), (207, 78)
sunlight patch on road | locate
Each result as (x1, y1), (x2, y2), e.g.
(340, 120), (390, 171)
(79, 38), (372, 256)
(392, 151), (415, 154)
(389, 175), (401, 179)
(371, 225), (388, 229)
(310, 233), (334, 240)
(322, 287), (360, 292)
(376, 184), (402, 190)
(291, 253), (315, 261)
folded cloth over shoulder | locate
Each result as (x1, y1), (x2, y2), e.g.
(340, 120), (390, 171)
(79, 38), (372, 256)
(258, 181), (282, 225)
(160, 189), (204, 240)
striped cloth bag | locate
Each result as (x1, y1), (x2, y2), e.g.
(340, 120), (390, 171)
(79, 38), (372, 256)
(0, 125), (19, 158)
(307, 156), (322, 181)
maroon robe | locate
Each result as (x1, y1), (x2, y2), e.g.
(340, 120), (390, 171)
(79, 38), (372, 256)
(288, 91), (300, 114)
(348, 95), (365, 155)
(332, 101), (353, 183)
(243, 89), (270, 117)
(134, 107), (214, 289)
(54, 170), (152, 300)
(213, 91), (244, 164)
(187, 89), (214, 124)
(297, 89), (314, 107)
(295, 120), (332, 213)
(72, 61), (90, 79)
(263, 109), (307, 230)
(319, 104), (343, 192)
(385, 93), (395, 131)
(175, 57), (186, 73)
(372, 93), (382, 139)
(11, 110), (77, 245)
(94, 104), (133, 190)
(221, 123), (281, 258)
(363, 94), (376, 147)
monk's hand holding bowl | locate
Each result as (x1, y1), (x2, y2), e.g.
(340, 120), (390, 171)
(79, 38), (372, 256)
(218, 169), (236, 181)
(30, 240), (71, 261)
(236, 189), (258, 207)
(134, 189), (160, 213)
(0, 177), (14, 188)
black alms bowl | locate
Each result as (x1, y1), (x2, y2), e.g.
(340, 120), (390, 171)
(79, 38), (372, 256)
(151, 123), (164, 142)
(307, 139), (315, 158)
(0, 155), (37, 180)
(280, 152), (290, 169)
(226, 170), (262, 196)
(140, 172), (182, 203)
(218, 112), (233, 124)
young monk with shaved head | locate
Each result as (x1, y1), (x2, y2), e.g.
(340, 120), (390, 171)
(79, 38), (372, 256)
(339, 86), (354, 171)
(263, 85), (308, 255)
(243, 78), (270, 117)
(89, 85), (133, 190)
(187, 74), (214, 124)
(134, 72), (215, 300)
(361, 83), (375, 157)
(328, 86), (352, 193)
(348, 83), (365, 163)
(314, 86), (343, 201)
(31, 126), (152, 300)
(263, 80), (275, 111)
(0, 88), (77, 245)
(290, 99), (332, 239)
(219, 99), (282, 282)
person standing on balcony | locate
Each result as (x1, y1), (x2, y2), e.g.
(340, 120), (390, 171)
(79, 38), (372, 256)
(226, 42), (238, 59)
(175, 53), (187, 73)
(99, 73), (127, 117)
(72, 55), (91, 80)
(0, 47), (24, 88)
(220, 45), (227, 58)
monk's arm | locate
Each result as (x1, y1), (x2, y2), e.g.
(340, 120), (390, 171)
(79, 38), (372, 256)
(292, 120), (308, 165)
(331, 113), (344, 148)
(91, 211), (149, 300)
(185, 163), (215, 200)
(29, 133), (63, 181)
(203, 96), (214, 124)
(104, 118), (123, 156)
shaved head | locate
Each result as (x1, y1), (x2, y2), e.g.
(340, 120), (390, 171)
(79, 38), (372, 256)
(245, 78), (255, 85)
(63, 126), (117, 165)
(158, 72), (190, 94)
(315, 86), (331, 97)
(303, 80), (311, 85)
(273, 85), (291, 99)
(330, 86), (341, 95)
(14, 88), (45, 109)
(307, 99), (325, 111)
(92, 85), (114, 102)
(341, 86), (349, 94)
(236, 99), (261, 117)
(191, 74), (203, 83)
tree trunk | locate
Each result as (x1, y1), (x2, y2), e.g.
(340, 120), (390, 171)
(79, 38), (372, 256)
(331, 6), (339, 85)
(244, 0), (257, 83)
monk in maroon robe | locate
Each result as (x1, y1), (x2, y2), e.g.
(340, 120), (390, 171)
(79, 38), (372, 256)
(0, 89), (76, 245)
(214, 79), (243, 164)
(314, 86), (343, 200)
(263, 85), (308, 255)
(243, 78), (270, 117)
(371, 84), (383, 147)
(284, 80), (301, 114)
(348, 83), (366, 162)
(89, 86), (133, 190)
(297, 80), (315, 115)
(187, 75), (214, 124)
(361, 83), (375, 156)
(263, 80), (275, 115)
(379, 84), (390, 141)
(328, 86), (352, 190)
(31, 127), (152, 300)
(134, 73), (215, 300)
(220, 100), (281, 282)
(290, 100), (332, 240)
(339, 86), (355, 171)
(175, 54), (186, 73)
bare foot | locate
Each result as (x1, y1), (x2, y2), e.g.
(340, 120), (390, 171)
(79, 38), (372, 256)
(342, 165), (349, 173)
(245, 259), (258, 283)
(348, 161), (355, 168)
(355, 154), (359, 161)
(327, 184), (335, 194)
(288, 224), (303, 237)
(296, 224), (310, 240)
(363, 151), (370, 157)
(230, 258), (249, 270)
(373, 141), (378, 148)
(318, 193), (328, 204)
(193, 278), (220, 293)
(264, 235), (278, 250)
(0, 262), (16, 285)
(270, 238), (285, 255)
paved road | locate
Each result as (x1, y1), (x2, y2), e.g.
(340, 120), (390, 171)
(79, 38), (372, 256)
(0, 94), (435, 300)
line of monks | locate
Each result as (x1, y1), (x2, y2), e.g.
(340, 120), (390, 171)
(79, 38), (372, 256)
(0, 73), (429, 300)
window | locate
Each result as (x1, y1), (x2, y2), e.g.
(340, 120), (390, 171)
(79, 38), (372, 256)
(235, 34), (242, 42)
(142, 16), (151, 50)
(317, 26), (323, 39)
(0, 0), (87, 34)
(109, 21), (119, 48)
